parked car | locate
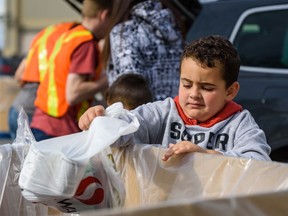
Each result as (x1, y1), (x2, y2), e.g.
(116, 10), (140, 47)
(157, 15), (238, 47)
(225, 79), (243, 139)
(186, 0), (288, 162)
(0, 55), (22, 76)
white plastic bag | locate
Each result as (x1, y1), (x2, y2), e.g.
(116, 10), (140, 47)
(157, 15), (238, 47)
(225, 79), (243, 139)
(19, 102), (139, 213)
(0, 144), (12, 206)
(0, 108), (48, 216)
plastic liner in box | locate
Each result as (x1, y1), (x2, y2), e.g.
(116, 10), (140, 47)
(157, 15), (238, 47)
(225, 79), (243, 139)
(81, 144), (288, 216)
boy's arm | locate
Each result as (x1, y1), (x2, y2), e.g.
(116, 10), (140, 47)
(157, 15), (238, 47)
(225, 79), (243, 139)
(66, 73), (107, 105)
(223, 128), (271, 161)
(224, 111), (271, 161)
(14, 58), (26, 86)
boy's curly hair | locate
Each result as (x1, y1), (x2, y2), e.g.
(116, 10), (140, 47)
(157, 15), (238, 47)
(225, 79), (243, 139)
(181, 35), (240, 88)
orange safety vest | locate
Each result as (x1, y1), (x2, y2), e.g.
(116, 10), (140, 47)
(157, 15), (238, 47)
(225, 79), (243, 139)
(22, 22), (77, 82)
(33, 24), (100, 117)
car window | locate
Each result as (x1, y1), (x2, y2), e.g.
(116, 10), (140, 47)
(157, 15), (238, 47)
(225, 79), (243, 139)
(233, 9), (288, 69)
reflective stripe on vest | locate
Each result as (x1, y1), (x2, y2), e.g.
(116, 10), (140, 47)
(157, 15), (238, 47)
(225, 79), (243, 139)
(26, 25), (56, 82)
(38, 25), (56, 81)
(22, 22), (76, 83)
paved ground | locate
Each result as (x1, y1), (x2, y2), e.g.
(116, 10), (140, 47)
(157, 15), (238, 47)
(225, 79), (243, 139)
(0, 138), (12, 145)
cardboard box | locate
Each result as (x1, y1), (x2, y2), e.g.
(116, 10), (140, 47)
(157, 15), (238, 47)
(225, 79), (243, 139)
(81, 144), (288, 216)
(4, 143), (288, 216)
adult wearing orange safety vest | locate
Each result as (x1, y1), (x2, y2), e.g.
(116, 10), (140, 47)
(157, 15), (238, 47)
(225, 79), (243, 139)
(22, 22), (77, 83)
(9, 22), (77, 140)
(9, 0), (112, 141)
(34, 23), (102, 118)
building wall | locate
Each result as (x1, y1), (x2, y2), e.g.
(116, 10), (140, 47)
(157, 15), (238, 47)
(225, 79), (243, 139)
(3, 0), (81, 57)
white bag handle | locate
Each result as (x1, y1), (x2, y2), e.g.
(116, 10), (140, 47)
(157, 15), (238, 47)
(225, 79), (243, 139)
(71, 102), (140, 160)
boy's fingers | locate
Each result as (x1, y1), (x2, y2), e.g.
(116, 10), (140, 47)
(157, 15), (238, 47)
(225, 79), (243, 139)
(78, 115), (90, 131)
(161, 154), (169, 161)
(162, 147), (175, 161)
(78, 106), (106, 130)
(94, 106), (105, 116)
(78, 109), (96, 130)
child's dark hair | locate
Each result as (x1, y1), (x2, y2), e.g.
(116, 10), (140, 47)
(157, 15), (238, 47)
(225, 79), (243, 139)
(82, 0), (113, 17)
(181, 35), (240, 88)
(105, 73), (153, 110)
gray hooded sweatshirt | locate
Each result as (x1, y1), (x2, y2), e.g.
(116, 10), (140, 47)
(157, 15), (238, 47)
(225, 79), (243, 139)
(115, 98), (271, 162)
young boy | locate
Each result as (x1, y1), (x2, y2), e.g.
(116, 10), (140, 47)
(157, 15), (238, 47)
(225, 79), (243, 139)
(79, 35), (271, 162)
(105, 73), (153, 110)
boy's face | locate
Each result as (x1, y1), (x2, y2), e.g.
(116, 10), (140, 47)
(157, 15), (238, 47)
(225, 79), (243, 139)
(178, 58), (238, 122)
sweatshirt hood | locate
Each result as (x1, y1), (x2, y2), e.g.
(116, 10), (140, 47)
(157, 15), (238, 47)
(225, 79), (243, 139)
(131, 0), (180, 42)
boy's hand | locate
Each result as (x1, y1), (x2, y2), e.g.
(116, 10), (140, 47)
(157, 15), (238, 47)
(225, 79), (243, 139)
(162, 141), (221, 161)
(78, 105), (105, 130)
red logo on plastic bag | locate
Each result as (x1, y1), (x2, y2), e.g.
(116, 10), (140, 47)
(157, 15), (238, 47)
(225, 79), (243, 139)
(75, 176), (104, 205)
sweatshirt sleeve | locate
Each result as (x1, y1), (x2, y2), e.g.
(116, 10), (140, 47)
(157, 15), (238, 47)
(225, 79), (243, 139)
(111, 99), (174, 147)
(222, 110), (271, 161)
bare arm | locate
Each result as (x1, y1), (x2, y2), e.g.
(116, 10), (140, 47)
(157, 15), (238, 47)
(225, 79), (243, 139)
(66, 72), (108, 106)
(14, 58), (26, 85)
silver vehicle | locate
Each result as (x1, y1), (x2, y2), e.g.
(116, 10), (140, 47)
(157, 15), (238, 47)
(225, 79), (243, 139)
(187, 0), (288, 162)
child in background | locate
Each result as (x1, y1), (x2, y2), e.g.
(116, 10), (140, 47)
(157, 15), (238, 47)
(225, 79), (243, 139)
(105, 74), (153, 110)
(78, 35), (271, 162)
